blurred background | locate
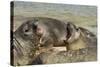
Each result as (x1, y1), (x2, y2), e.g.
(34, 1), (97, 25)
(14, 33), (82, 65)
(12, 1), (97, 35)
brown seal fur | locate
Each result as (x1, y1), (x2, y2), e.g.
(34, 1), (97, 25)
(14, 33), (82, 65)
(64, 22), (96, 50)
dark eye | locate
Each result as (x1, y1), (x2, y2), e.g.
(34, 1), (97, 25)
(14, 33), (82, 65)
(23, 23), (29, 32)
(24, 29), (29, 32)
(23, 28), (31, 36)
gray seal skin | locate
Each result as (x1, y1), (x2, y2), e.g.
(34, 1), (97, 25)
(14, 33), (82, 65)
(64, 22), (97, 50)
(11, 17), (97, 65)
(31, 23), (97, 64)
(11, 19), (40, 66)
(33, 17), (67, 47)
(11, 17), (67, 66)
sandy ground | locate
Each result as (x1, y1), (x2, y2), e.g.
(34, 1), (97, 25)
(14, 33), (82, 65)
(12, 1), (97, 35)
(11, 1), (97, 65)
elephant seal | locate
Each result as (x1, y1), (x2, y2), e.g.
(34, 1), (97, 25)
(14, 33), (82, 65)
(11, 17), (68, 66)
(11, 19), (41, 66)
(31, 23), (97, 64)
(64, 22), (96, 50)
(11, 17), (97, 65)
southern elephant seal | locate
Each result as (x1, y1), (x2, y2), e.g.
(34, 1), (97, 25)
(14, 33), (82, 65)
(11, 17), (97, 65)
(31, 22), (97, 64)
(11, 17), (68, 66)
(64, 22), (96, 50)
(11, 19), (40, 66)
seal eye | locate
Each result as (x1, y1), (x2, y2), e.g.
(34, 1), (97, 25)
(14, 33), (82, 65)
(24, 29), (29, 32)
(23, 23), (30, 33)
(23, 26), (29, 33)
(23, 23), (32, 36)
(23, 28), (30, 36)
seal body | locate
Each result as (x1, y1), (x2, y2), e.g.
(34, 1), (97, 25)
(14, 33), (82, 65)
(64, 22), (96, 50)
(32, 17), (67, 47)
(11, 17), (67, 66)
(11, 17), (97, 65)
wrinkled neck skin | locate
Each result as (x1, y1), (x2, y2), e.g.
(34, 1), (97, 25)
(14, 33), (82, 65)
(12, 31), (40, 66)
(67, 28), (97, 50)
(67, 30), (87, 50)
